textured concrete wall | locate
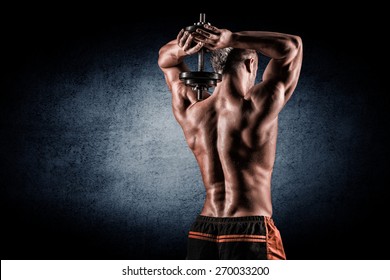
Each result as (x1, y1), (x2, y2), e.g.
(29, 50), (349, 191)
(1, 13), (388, 259)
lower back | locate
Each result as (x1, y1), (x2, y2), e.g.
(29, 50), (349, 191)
(199, 166), (274, 217)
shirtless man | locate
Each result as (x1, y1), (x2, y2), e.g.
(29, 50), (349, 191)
(158, 23), (302, 260)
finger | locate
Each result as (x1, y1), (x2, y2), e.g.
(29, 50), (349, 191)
(193, 36), (214, 51)
(177, 29), (184, 41)
(195, 29), (220, 45)
(176, 29), (185, 46)
(178, 31), (190, 48)
(192, 33), (207, 43)
(187, 42), (204, 55)
(193, 35), (217, 48)
(182, 33), (194, 50)
(195, 28), (213, 39)
(203, 24), (221, 34)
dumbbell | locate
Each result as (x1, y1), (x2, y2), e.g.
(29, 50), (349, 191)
(179, 13), (222, 101)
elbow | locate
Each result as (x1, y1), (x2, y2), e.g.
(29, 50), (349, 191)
(287, 35), (302, 58)
(279, 35), (302, 61)
(158, 41), (180, 69)
(291, 35), (302, 50)
(157, 56), (165, 69)
(158, 46), (167, 69)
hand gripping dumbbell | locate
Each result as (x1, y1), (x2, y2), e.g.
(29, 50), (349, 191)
(179, 13), (222, 101)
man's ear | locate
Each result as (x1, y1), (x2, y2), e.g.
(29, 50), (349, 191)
(244, 58), (254, 73)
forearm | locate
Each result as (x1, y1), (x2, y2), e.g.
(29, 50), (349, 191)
(158, 40), (188, 69)
(230, 31), (302, 60)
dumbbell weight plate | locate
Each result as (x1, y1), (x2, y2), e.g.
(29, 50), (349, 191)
(179, 71), (222, 88)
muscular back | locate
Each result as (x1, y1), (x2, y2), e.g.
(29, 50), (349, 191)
(177, 82), (279, 217)
(158, 29), (302, 218)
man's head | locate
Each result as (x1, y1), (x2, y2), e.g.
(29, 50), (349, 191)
(210, 48), (258, 75)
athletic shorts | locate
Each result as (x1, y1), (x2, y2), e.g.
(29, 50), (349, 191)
(186, 215), (286, 260)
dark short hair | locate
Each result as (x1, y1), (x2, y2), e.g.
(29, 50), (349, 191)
(210, 48), (257, 74)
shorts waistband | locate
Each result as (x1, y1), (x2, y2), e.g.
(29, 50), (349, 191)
(196, 215), (271, 223)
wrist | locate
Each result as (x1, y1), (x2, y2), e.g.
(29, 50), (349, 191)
(229, 32), (240, 48)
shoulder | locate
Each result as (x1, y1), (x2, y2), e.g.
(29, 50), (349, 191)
(249, 80), (285, 107)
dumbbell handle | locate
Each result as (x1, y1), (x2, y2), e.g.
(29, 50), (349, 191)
(180, 13), (222, 101)
(198, 49), (204, 72)
(197, 13), (206, 73)
(197, 13), (206, 100)
(199, 13), (205, 22)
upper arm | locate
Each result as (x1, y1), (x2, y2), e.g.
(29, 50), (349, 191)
(158, 42), (197, 120)
(261, 35), (303, 105)
(249, 36), (302, 125)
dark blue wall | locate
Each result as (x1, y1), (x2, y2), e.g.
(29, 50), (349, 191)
(1, 9), (388, 259)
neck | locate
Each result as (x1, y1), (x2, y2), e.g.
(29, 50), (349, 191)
(213, 73), (249, 100)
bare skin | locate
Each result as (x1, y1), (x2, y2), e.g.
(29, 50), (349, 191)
(158, 24), (303, 217)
